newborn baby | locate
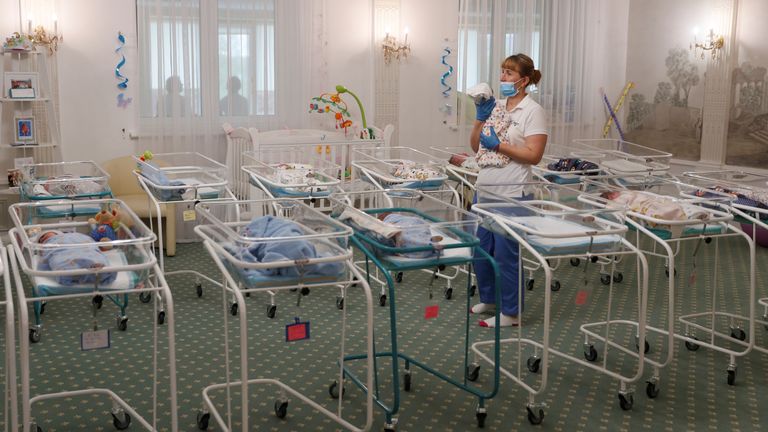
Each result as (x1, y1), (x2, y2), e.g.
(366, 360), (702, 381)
(34, 230), (116, 286)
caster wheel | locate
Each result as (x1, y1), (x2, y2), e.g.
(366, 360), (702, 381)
(466, 363), (480, 382)
(300, 287), (310, 296)
(444, 287), (453, 300)
(730, 328), (746, 341)
(727, 368), (736, 386)
(591, 256), (598, 263)
(157, 311), (166, 325)
(526, 279), (535, 291)
(117, 317), (128, 332)
(336, 296), (345, 310)
(34, 426), (43, 432)
(570, 258), (580, 267)
(526, 356), (541, 373)
(613, 273), (624, 283)
(196, 411), (210, 430)
(600, 274), (611, 285)
(526, 406), (544, 425)
(230, 303), (238, 316)
(350, 276), (359, 288)
(266, 304), (277, 319)
(584, 345), (598, 362)
(196, 283), (203, 297)
(550, 280), (561, 292)
(685, 336), (700, 351)
(646, 381), (660, 399)
(476, 410), (487, 428)
(329, 380), (346, 399)
(111, 411), (131, 430)
(636, 339), (650, 354)
(379, 294), (387, 307)
(139, 292), (152, 303)
(618, 393), (634, 411)
(665, 267), (677, 277)
(39, 302), (46, 315)
(274, 400), (288, 419)
(93, 295), (104, 309)
(470, 284), (477, 297)
(705, 237), (712, 244)
(29, 328), (41, 344)
(403, 372), (412, 392)
(395, 272), (403, 283)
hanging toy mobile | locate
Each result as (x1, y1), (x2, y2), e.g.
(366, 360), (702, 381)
(309, 92), (353, 131)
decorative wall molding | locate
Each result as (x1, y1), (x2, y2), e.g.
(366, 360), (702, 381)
(699, 0), (737, 164)
(373, 0), (400, 146)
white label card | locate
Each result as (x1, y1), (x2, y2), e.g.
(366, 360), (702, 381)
(81, 329), (111, 351)
(183, 209), (196, 221)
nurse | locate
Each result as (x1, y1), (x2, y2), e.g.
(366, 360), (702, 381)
(470, 53), (548, 327)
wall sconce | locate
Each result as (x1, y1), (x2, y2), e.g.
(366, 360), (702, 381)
(382, 27), (410, 65)
(26, 15), (62, 55)
(690, 27), (724, 61)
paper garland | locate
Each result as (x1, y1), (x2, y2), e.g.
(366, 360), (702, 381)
(115, 32), (128, 89)
(440, 47), (453, 97)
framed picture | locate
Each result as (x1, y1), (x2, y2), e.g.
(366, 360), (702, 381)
(4, 72), (38, 99)
(14, 116), (36, 145)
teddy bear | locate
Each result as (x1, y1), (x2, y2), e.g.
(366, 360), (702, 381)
(89, 203), (134, 247)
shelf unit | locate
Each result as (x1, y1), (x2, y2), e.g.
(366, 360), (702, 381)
(1, 48), (61, 185)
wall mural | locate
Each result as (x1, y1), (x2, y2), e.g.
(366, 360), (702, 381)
(624, 0), (710, 161)
(726, 0), (768, 168)
(626, 47), (703, 160)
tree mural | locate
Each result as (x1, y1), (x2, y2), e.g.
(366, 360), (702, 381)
(628, 93), (651, 130)
(665, 48), (700, 107)
(654, 82), (673, 104)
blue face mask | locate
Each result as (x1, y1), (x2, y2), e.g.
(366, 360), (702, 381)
(500, 78), (523, 98)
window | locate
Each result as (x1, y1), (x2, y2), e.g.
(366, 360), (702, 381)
(138, 0), (276, 119)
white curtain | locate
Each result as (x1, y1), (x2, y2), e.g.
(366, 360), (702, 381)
(137, 0), (326, 240)
(458, 0), (605, 147)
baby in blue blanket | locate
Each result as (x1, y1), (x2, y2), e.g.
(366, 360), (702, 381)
(36, 231), (117, 286)
(225, 215), (343, 279)
(337, 209), (441, 259)
(138, 162), (186, 201)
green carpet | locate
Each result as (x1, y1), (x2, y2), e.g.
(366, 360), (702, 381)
(1, 235), (767, 431)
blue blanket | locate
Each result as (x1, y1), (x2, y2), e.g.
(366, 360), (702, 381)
(225, 216), (343, 279)
(38, 232), (117, 286)
(139, 162), (186, 201)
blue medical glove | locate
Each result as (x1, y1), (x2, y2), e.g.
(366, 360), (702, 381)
(475, 96), (496, 122)
(480, 126), (501, 152)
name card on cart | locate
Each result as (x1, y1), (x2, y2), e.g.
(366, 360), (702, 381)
(286, 317), (310, 342)
(183, 209), (197, 222)
(81, 329), (111, 351)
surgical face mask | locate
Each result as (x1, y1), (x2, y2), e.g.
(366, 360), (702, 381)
(499, 78), (523, 98)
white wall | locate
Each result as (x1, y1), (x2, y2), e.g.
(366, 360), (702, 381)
(398, 0), (460, 151)
(57, 0), (138, 163)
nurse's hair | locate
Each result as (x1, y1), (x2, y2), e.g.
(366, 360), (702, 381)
(501, 54), (542, 87)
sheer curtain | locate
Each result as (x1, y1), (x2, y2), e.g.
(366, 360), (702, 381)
(137, 0), (325, 240)
(458, 0), (605, 147)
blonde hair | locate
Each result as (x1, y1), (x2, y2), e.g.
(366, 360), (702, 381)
(501, 54), (542, 87)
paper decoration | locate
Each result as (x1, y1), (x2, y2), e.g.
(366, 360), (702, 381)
(440, 47), (453, 97)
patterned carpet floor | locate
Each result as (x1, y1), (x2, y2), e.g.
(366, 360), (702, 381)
(1, 235), (767, 431)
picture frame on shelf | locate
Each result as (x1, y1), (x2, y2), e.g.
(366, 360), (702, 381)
(4, 71), (38, 99)
(14, 116), (36, 145)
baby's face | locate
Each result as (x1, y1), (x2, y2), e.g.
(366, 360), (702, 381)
(38, 231), (58, 244)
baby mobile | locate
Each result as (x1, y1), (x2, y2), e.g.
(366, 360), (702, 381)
(115, 31), (132, 109)
(308, 92), (353, 131)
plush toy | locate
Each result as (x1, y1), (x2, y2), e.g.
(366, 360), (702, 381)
(89, 203), (133, 243)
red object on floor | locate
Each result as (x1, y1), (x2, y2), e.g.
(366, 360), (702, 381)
(575, 290), (589, 305)
(286, 318), (310, 342)
(424, 305), (440, 319)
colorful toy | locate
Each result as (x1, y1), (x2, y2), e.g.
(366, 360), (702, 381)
(309, 92), (353, 131)
(138, 150), (153, 162)
(89, 203), (133, 244)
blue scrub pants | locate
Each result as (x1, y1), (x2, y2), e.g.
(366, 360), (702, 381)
(473, 226), (523, 316)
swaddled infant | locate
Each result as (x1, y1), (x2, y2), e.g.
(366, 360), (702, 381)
(34, 230), (116, 286)
(338, 209), (442, 258)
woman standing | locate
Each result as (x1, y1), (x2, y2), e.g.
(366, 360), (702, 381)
(471, 54), (548, 328)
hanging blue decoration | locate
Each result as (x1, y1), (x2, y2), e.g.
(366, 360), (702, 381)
(602, 92), (625, 141)
(115, 32), (129, 90)
(440, 47), (453, 98)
